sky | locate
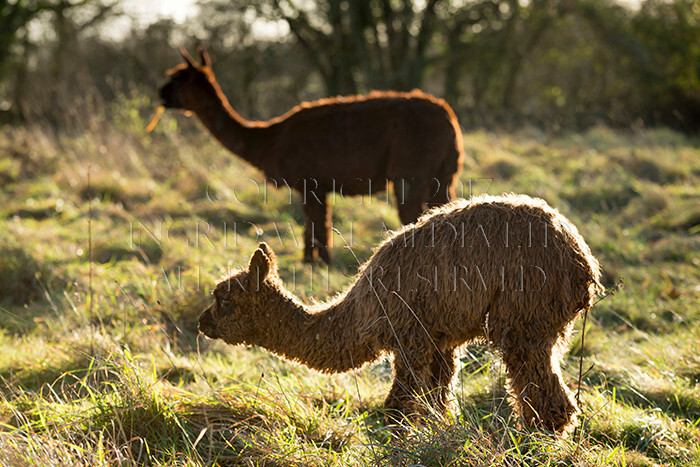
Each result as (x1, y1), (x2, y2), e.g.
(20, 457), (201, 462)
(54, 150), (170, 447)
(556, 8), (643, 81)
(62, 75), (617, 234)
(120, 0), (200, 26)
(111, 0), (290, 42)
(108, 0), (287, 41)
(119, 0), (643, 27)
(107, 0), (642, 41)
(92, 0), (200, 40)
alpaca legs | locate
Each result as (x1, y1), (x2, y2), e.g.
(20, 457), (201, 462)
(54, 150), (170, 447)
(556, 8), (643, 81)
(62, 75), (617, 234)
(395, 174), (454, 224)
(302, 191), (331, 264)
(428, 347), (457, 413)
(501, 337), (579, 433)
(394, 178), (429, 224)
(384, 352), (431, 421)
(384, 348), (456, 423)
(427, 174), (455, 207)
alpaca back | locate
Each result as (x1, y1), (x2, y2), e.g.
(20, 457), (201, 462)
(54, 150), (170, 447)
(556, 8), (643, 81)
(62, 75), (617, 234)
(263, 90), (462, 183)
(345, 194), (602, 348)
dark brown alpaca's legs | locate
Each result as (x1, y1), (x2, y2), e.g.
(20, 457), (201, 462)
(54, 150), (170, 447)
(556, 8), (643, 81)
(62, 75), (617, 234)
(302, 192), (331, 264)
(501, 337), (578, 433)
(394, 178), (429, 224)
(427, 175), (455, 207)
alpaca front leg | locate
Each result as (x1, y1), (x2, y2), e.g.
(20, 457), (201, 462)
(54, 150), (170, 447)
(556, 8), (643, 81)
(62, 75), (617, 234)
(394, 177), (429, 224)
(384, 374), (414, 423)
(383, 353), (435, 423)
(302, 191), (331, 264)
(429, 348), (457, 414)
(427, 174), (455, 207)
(502, 339), (579, 433)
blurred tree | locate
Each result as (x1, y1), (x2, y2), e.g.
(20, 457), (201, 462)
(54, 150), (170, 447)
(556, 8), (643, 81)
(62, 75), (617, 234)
(441, 0), (575, 127)
(631, 0), (700, 129)
(251, 0), (445, 95)
(0, 0), (47, 69)
(579, 0), (700, 129)
(120, 19), (180, 96)
(45, 0), (118, 124)
(191, 1), (271, 117)
(0, 0), (51, 121)
(1, 0), (120, 123)
(167, 1), (317, 119)
(2, 0), (697, 131)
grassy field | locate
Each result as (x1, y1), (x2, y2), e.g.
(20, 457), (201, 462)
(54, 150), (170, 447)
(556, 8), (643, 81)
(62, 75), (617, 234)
(0, 105), (698, 465)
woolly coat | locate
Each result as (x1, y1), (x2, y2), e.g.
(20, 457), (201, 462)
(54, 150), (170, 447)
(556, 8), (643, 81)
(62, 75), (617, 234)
(199, 193), (603, 432)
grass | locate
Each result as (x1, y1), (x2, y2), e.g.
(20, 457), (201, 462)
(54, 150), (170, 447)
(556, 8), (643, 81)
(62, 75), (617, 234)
(0, 104), (698, 465)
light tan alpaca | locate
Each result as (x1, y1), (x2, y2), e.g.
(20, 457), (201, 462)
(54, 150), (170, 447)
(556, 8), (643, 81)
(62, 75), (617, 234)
(199, 194), (603, 433)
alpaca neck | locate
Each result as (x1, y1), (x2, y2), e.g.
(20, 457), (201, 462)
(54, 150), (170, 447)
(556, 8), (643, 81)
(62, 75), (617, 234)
(191, 78), (267, 170)
(256, 291), (380, 374)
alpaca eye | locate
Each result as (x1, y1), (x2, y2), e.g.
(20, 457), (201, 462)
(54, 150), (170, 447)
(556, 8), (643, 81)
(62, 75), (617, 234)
(220, 299), (232, 307)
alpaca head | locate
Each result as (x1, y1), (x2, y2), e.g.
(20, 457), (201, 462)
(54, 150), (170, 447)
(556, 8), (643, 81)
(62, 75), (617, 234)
(159, 46), (214, 110)
(198, 243), (281, 345)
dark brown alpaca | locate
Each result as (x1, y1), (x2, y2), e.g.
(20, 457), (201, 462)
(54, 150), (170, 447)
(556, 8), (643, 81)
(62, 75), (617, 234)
(159, 47), (464, 264)
(198, 194), (603, 433)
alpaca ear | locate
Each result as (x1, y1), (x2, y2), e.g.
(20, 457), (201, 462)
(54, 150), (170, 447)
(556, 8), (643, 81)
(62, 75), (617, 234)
(197, 46), (211, 68)
(248, 248), (272, 284)
(257, 242), (277, 264)
(248, 243), (278, 283)
(179, 46), (196, 68)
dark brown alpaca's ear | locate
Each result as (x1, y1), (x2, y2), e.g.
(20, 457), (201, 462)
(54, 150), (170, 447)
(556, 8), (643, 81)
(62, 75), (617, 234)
(179, 46), (196, 68)
(197, 46), (211, 68)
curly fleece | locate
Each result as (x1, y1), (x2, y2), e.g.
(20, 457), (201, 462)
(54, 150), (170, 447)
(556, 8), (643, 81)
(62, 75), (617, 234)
(199, 194), (603, 433)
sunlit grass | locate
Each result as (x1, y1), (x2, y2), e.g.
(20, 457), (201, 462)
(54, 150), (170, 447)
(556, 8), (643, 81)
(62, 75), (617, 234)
(0, 114), (698, 464)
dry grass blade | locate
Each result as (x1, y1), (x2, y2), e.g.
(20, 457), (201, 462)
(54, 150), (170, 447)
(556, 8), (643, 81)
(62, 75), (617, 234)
(145, 106), (165, 133)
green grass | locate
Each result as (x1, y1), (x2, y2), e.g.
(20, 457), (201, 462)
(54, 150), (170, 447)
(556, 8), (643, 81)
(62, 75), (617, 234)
(0, 110), (698, 465)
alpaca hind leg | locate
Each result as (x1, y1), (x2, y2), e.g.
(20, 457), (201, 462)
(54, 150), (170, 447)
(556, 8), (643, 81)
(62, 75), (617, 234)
(501, 336), (578, 433)
(302, 192), (331, 264)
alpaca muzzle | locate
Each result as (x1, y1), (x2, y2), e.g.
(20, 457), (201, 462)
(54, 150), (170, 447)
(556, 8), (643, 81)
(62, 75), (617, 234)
(198, 306), (220, 339)
(159, 83), (176, 108)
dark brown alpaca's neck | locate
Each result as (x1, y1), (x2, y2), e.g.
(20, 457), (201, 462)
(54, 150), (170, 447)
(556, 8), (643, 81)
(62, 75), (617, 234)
(192, 80), (267, 170)
(255, 292), (380, 374)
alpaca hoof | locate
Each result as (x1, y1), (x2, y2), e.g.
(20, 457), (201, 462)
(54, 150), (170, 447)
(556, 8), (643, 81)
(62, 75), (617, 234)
(318, 250), (332, 265)
(303, 249), (332, 265)
(383, 408), (407, 426)
(519, 396), (579, 434)
(302, 253), (316, 264)
(302, 247), (316, 263)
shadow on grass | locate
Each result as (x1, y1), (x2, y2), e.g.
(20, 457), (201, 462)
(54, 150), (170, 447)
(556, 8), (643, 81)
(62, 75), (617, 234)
(585, 366), (700, 421)
(194, 202), (276, 227)
(0, 350), (123, 401)
(180, 397), (356, 464)
(0, 242), (61, 307)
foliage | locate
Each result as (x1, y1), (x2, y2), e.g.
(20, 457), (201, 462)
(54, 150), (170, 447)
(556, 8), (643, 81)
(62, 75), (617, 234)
(0, 0), (46, 71)
(0, 0), (698, 130)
